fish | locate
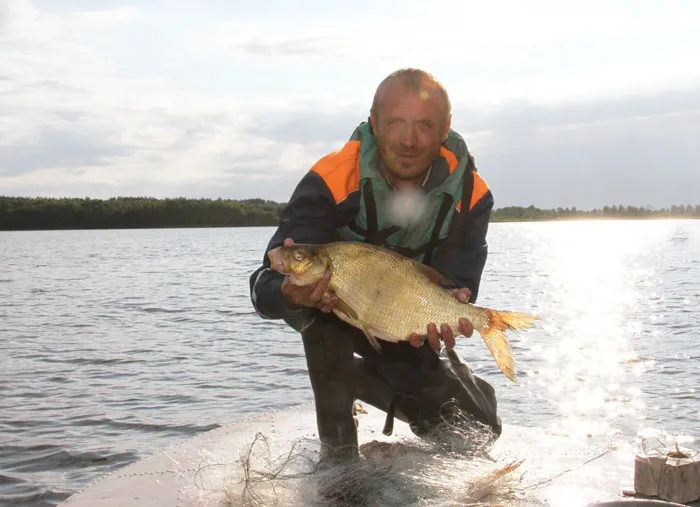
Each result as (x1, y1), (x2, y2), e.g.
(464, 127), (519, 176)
(267, 241), (539, 382)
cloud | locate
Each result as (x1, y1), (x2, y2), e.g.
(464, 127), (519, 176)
(1, 0), (699, 209)
(246, 108), (367, 146)
(225, 86), (700, 208)
(69, 5), (137, 26)
(0, 90), (335, 200)
(235, 37), (330, 58)
(452, 89), (700, 209)
(3, 84), (698, 208)
(0, 119), (139, 177)
(0, 0), (37, 35)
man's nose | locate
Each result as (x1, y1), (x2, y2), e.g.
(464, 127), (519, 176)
(400, 123), (417, 147)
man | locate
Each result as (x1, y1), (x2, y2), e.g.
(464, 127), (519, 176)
(249, 68), (500, 463)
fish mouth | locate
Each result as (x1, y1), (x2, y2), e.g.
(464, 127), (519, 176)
(267, 247), (289, 273)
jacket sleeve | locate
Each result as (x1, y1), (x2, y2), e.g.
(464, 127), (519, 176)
(429, 188), (494, 303)
(249, 171), (340, 321)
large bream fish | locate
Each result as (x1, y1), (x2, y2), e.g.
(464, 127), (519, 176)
(268, 241), (539, 381)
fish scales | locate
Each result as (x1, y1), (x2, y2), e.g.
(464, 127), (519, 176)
(267, 241), (540, 381)
(326, 242), (490, 339)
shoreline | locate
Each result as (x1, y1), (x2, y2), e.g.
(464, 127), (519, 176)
(2, 196), (699, 232)
(1, 215), (699, 233)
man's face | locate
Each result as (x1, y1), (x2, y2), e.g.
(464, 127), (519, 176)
(370, 81), (451, 183)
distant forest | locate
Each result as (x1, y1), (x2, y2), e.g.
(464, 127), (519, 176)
(0, 196), (699, 231)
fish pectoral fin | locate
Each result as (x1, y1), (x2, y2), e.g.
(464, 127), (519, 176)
(333, 298), (359, 321)
(412, 262), (452, 287)
(331, 298), (383, 352)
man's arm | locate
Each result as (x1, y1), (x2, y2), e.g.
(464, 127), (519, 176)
(430, 185), (494, 304)
(249, 171), (340, 321)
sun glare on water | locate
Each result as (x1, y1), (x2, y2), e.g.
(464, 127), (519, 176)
(514, 220), (673, 440)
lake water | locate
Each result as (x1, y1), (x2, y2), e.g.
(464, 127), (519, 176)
(1, 220), (698, 507)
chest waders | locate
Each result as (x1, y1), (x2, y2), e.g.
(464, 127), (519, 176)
(300, 124), (499, 472)
(339, 125), (501, 445)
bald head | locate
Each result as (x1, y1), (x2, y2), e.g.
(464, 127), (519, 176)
(368, 68), (453, 186)
(371, 68), (452, 124)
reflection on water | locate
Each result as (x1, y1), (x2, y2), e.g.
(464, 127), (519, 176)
(483, 220), (698, 443)
(0, 220), (698, 506)
(532, 221), (663, 438)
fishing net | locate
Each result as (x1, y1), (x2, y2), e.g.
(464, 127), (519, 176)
(211, 410), (529, 507)
(173, 401), (638, 507)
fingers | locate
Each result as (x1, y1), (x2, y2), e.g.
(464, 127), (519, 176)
(451, 287), (471, 303)
(309, 269), (331, 303)
(426, 322), (441, 350)
(318, 290), (338, 313)
(424, 322), (461, 351)
(283, 238), (295, 247)
(409, 333), (422, 348)
(458, 317), (474, 338)
(280, 276), (293, 297)
(440, 323), (456, 349)
(283, 269), (336, 311)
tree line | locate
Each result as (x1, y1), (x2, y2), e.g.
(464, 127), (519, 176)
(0, 196), (698, 231)
(489, 204), (700, 222)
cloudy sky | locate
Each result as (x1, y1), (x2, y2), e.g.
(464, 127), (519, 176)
(1, 0), (698, 209)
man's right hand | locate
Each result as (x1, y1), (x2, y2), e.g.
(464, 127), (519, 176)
(279, 238), (338, 313)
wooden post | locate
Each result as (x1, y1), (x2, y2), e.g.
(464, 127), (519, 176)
(633, 445), (700, 504)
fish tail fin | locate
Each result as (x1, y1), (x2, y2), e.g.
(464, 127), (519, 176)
(477, 309), (539, 382)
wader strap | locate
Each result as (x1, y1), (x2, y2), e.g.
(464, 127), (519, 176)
(347, 180), (401, 245)
(383, 392), (417, 436)
(382, 393), (401, 436)
(363, 179), (379, 240)
(382, 392), (431, 437)
(421, 194), (454, 265)
(394, 156), (476, 260)
(460, 155), (476, 223)
(434, 158), (476, 253)
(349, 158), (476, 260)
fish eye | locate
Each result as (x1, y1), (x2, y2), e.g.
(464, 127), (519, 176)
(294, 251), (304, 261)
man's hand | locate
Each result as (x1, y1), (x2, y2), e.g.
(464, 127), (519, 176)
(408, 287), (475, 350)
(279, 238), (338, 313)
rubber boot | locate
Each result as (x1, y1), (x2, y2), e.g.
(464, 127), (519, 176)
(353, 348), (501, 454)
(300, 315), (359, 465)
(353, 356), (424, 433)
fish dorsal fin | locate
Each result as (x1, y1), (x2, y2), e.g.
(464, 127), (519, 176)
(412, 262), (452, 287)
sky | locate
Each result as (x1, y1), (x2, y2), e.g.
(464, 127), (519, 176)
(1, 0), (699, 209)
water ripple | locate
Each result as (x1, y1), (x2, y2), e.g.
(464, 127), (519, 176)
(1, 222), (698, 506)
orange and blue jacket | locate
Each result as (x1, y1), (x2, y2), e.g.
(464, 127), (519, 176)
(249, 126), (494, 323)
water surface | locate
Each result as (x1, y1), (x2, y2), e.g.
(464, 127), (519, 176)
(1, 220), (698, 506)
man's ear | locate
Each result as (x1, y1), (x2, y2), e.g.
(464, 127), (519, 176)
(442, 113), (452, 142)
(369, 111), (377, 133)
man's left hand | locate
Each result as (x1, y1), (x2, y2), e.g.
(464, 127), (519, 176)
(408, 287), (475, 350)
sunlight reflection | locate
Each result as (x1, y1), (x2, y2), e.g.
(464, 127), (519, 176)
(521, 220), (674, 439)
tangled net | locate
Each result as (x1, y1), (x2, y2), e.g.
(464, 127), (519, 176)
(211, 411), (528, 507)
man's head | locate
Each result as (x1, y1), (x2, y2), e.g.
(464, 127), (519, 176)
(370, 68), (452, 185)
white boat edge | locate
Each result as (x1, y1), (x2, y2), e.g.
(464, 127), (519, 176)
(55, 402), (671, 507)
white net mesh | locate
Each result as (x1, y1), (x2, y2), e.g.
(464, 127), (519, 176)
(216, 413), (528, 507)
